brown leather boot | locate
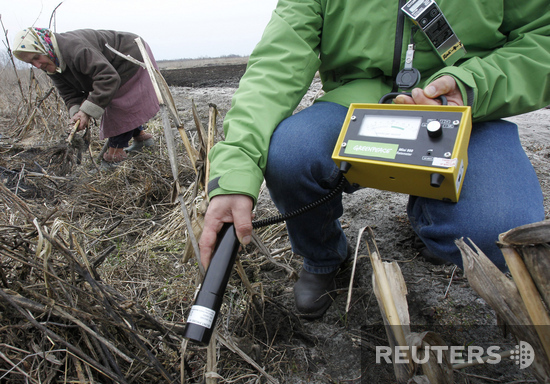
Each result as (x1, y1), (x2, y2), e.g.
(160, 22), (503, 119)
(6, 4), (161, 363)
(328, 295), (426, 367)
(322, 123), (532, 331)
(126, 131), (154, 153)
(135, 131), (153, 142)
(103, 147), (128, 163)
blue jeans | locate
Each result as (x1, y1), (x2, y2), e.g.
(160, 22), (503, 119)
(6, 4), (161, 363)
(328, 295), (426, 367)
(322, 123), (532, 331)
(264, 102), (544, 273)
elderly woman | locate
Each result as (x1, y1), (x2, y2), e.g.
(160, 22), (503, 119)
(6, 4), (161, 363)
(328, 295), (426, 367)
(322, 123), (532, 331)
(13, 28), (160, 164)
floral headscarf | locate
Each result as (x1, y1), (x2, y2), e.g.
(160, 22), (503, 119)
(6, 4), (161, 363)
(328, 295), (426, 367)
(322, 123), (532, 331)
(13, 27), (61, 70)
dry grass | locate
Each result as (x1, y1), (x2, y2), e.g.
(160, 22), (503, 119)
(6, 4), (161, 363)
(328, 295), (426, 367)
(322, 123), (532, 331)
(0, 58), (295, 384)
(0, 65), (66, 140)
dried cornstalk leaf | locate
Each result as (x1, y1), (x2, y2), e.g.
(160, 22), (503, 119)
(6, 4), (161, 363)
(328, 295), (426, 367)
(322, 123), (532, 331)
(456, 237), (550, 381)
(0, 182), (35, 222)
(408, 376), (431, 384)
(499, 243), (550, 364)
(4, 289), (133, 363)
(499, 220), (550, 311)
(345, 226), (364, 313)
(407, 331), (453, 384)
(367, 225), (414, 383)
(206, 328), (218, 384)
(192, 99), (208, 158)
(217, 334), (280, 384)
(515, 243), (550, 311)
(235, 258), (259, 299)
(250, 231), (297, 279)
(500, 220), (550, 245)
(205, 104), (217, 194)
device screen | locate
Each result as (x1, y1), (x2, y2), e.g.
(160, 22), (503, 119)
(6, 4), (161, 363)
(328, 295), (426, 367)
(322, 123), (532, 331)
(359, 115), (422, 141)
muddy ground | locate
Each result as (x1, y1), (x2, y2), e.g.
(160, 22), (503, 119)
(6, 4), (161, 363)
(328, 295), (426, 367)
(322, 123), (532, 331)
(161, 64), (550, 383)
(161, 64), (246, 88)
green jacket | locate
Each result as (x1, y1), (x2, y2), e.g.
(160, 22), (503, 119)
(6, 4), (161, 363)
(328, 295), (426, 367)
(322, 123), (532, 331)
(208, 0), (550, 203)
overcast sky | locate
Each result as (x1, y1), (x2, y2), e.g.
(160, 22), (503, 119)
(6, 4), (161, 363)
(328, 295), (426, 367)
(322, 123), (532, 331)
(1, 0), (278, 61)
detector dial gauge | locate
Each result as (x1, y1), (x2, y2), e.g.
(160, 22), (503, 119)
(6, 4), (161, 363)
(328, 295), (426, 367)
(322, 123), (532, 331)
(359, 115), (422, 141)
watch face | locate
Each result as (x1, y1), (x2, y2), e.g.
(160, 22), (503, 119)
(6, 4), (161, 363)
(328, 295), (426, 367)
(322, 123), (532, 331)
(359, 114), (422, 141)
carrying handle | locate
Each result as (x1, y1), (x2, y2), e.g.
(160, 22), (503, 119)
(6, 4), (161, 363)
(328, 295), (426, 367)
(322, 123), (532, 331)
(378, 92), (448, 105)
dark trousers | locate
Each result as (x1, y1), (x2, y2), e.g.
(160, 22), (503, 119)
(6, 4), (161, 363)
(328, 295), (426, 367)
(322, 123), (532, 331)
(108, 126), (143, 148)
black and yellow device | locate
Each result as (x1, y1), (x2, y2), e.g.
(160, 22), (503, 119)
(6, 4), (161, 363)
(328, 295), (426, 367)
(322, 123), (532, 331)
(332, 103), (472, 202)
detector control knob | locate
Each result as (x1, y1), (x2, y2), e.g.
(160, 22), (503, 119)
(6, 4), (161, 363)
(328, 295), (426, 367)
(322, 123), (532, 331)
(430, 173), (445, 188)
(427, 120), (442, 138)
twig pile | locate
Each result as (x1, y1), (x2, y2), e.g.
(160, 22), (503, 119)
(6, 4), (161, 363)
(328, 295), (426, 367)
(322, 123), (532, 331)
(0, 165), (190, 383)
(0, 30), (306, 382)
(0, 73), (299, 383)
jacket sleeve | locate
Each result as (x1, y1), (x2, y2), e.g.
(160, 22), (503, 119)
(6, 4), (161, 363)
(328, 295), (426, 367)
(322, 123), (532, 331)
(428, 1), (550, 121)
(71, 46), (122, 119)
(207, 0), (323, 202)
(49, 75), (88, 117)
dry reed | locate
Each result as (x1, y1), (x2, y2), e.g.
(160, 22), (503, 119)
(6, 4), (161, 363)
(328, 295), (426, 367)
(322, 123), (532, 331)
(0, 38), (296, 383)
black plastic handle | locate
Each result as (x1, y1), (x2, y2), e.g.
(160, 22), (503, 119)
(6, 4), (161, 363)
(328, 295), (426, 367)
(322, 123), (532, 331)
(378, 92), (448, 105)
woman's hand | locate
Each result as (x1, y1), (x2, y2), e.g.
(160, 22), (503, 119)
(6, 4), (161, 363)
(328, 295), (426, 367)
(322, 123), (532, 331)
(70, 111), (90, 131)
(394, 75), (464, 106)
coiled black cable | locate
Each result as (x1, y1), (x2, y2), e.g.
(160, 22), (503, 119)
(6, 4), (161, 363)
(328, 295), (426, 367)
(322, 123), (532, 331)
(251, 173), (347, 229)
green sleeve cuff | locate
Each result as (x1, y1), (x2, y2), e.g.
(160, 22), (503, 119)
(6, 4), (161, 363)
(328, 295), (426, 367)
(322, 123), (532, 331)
(207, 169), (263, 205)
(426, 66), (476, 108)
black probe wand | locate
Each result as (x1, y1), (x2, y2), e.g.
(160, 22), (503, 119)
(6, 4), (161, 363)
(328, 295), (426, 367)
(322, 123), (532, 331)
(183, 174), (347, 345)
(182, 223), (240, 345)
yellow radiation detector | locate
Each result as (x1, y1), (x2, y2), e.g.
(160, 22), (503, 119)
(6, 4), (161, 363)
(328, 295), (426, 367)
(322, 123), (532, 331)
(332, 103), (472, 202)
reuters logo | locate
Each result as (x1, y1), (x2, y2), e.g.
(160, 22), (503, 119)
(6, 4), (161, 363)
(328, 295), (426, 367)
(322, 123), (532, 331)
(376, 340), (535, 370)
(510, 341), (535, 369)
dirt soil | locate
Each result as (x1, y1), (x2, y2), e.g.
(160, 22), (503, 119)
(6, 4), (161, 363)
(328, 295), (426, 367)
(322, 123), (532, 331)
(1, 61), (548, 384)
(161, 64), (247, 88)
(160, 64), (550, 383)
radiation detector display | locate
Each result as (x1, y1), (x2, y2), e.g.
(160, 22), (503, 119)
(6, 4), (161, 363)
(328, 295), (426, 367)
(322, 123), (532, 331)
(359, 115), (423, 140)
(332, 103), (472, 202)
